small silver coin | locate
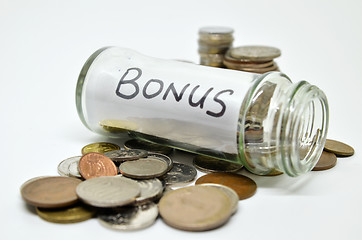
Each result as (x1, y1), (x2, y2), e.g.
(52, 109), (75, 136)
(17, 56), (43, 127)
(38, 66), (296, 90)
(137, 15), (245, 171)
(198, 183), (239, 214)
(134, 178), (164, 205)
(119, 157), (169, 179)
(162, 162), (197, 186)
(104, 149), (148, 163)
(124, 139), (173, 155)
(147, 152), (173, 171)
(57, 156), (82, 178)
(76, 176), (140, 207)
(230, 45), (281, 62)
(98, 202), (158, 231)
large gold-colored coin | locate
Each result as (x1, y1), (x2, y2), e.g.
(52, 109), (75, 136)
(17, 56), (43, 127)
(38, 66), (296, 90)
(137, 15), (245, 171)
(99, 119), (138, 133)
(324, 139), (354, 157)
(81, 142), (120, 155)
(36, 204), (95, 223)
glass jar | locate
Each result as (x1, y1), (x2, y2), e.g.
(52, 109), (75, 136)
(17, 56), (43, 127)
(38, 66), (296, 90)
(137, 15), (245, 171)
(76, 47), (329, 177)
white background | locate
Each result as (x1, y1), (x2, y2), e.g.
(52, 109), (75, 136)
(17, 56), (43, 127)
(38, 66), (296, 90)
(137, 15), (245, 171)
(1, 0), (362, 239)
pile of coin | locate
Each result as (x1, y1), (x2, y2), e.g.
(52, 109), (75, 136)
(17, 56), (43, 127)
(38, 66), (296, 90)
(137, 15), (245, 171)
(198, 26), (234, 67)
(223, 45), (281, 73)
(20, 141), (259, 231)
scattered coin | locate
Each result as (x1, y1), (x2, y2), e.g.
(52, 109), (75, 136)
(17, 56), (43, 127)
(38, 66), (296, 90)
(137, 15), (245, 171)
(76, 176), (140, 208)
(198, 183), (239, 214)
(230, 45), (281, 62)
(159, 185), (234, 231)
(78, 152), (118, 179)
(119, 157), (169, 179)
(147, 152), (173, 171)
(57, 156), (82, 178)
(21, 176), (82, 208)
(104, 149), (148, 163)
(36, 203), (95, 223)
(124, 139), (173, 155)
(193, 155), (243, 173)
(195, 172), (257, 200)
(162, 162), (197, 186)
(134, 178), (164, 205)
(81, 142), (120, 155)
(324, 139), (354, 157)
(312, 151), (337, 171)
(98, 202), (158, 231)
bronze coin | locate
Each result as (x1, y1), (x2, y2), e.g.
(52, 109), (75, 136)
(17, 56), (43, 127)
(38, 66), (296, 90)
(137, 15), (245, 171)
(195, 173), (257, 200)
(81, 142), (120, 155)
(36, 203), (95, 223)
(78, 152), (118, 179)
(324, 139), (354, 157)
(312, 151), (337, 171)
(21, 176), (82, 208)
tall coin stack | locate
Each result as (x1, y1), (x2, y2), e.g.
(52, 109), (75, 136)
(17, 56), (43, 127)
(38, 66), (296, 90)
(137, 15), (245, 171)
(223, 45), (281, 73)
(198, 26), (234, 67)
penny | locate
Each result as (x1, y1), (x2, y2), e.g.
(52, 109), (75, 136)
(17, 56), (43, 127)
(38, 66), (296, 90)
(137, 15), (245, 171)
(162, 162), (197, 186)
(78, 152), (118, 179)
(124, 139), (173, 155)
(193, 155), (243, 173)
(195, 173), (257, 200)
(230, 46), (281, 62)
(119, 157), (169, 179)
(134, 178), (164, 205)
(159, 185), (234, 231)
(324, 139), (354, 157)
(57, 156), (82, 178)
(36, 203), (95, 223)
(81, 142), (120, 155)
(199, 183), (239, 214)
(312, 151), (337, 171)
(98, 202), (158, 231)
(104, 149), (148, 163)
(21, 176), (82, 208)
(147, 152), (173, 171)
(76, 176), (140, 207)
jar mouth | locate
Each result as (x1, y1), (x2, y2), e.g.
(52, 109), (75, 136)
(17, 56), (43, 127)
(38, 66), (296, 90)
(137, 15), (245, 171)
(279, 81), (329, 176)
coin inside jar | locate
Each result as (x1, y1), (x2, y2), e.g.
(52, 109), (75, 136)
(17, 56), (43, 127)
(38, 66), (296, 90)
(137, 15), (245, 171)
(159, 185), (234, 231)
(78, 152), (118, 179)
(21, 176), (82, 208)
(76, 176), (140, 208)
(119, 157), (169, 179)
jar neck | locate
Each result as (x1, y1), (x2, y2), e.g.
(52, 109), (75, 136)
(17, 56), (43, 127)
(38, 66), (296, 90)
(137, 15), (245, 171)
(240, 72), (329, 177)
(277, 81), (329, 176)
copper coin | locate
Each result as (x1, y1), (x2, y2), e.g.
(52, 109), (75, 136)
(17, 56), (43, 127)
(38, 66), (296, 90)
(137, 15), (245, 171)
(78, 152), (118, 179)
(159, 185), (234, 231)
(324, 139), (354, 157)
(21, 176), (82, 208)
(195, 173), (257, 200)
(312, 151), (337, 171)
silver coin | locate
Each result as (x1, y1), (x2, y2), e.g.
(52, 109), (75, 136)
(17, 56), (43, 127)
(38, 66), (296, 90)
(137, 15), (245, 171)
(57, 156), (82, 178)
(119, 157), (169, 179)
(76, 176), (140, 207)
(147, 152), (173, 171)
(198, 183), (239, 214)
(104, 149), (148, 163)
(134, 178), (164, 205)
(230, 46), (281, 62)
(98, 202), (158, 231)
(193, 155), (243, 173)
(162, 162), (197, 186)
(199, 26), (234, 35)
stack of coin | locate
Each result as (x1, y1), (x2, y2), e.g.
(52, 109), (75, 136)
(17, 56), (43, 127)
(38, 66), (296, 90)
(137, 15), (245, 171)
(224, 45), (281, 73)
(198, 26), (234, 67)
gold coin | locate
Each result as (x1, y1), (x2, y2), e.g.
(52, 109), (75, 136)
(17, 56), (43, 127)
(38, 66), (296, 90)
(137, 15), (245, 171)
(324, 139), (354, 157)
(36, 203), (95, 223)
(99, 119), (138, 133)
(81, 142), (120, 155)
(159, 185), (234, 231)
(312, 151), (337, 171)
